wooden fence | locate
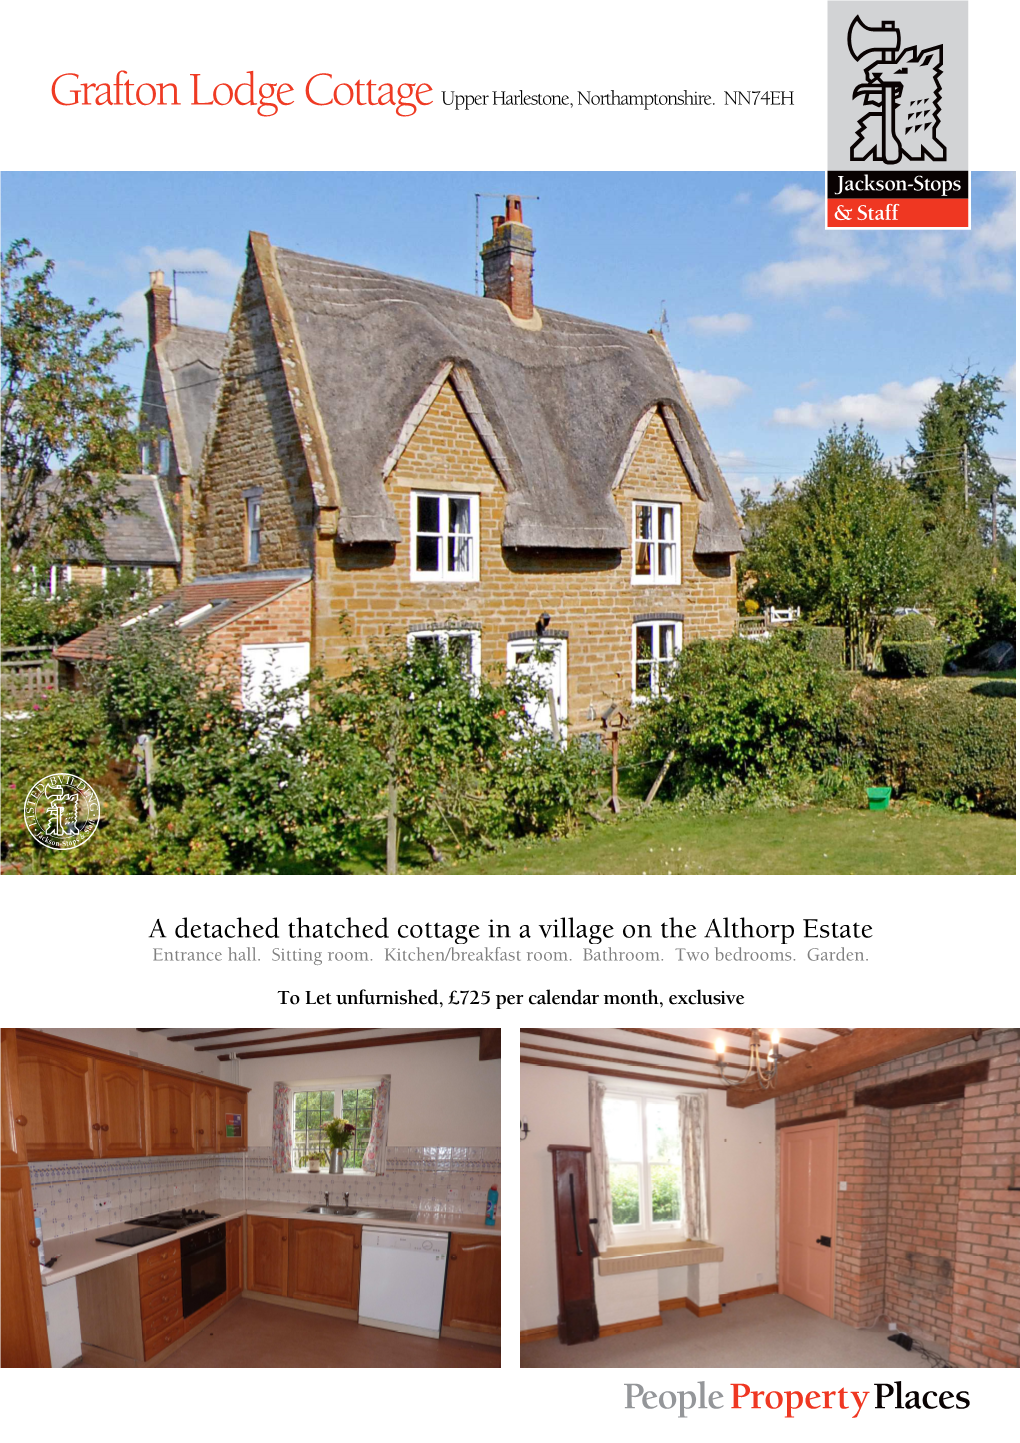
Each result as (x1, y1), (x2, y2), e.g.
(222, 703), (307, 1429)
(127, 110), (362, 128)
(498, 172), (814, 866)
(1, 645), (59, 710)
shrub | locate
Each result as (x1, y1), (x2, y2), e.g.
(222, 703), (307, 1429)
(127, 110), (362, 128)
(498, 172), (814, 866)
(789, 624), (845, 669)
(881, 614), (946, 678)
(634, 634), (849, 796)
(846, 678), (1015, 816)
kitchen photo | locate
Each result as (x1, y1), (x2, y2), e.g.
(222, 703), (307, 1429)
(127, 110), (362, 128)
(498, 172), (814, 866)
(2, 1026), (501, 1367)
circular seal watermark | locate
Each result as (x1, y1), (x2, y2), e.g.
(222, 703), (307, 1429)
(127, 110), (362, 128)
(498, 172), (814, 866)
(23, 773), (101, 851)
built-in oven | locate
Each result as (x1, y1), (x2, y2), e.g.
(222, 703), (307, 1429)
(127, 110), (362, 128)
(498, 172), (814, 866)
(181, 1223), (227, 1317)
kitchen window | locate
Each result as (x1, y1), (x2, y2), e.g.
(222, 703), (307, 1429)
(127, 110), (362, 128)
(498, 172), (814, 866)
(292, 1086), (377, 1171)
(632, 501), (679, 583)
(408, 627), (481, 679)
(604, 1092), (683, 1231)
(411, 491), (479, 581)
(633, 619), (681, 700)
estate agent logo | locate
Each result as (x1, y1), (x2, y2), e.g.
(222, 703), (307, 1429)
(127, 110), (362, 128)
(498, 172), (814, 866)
(24, 773), (100, 850)
(827, 2), (969, 231)
(847, 15), (945, 165)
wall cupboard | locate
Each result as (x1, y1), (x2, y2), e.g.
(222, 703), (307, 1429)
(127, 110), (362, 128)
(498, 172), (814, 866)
(11, 1030), (248, 1163)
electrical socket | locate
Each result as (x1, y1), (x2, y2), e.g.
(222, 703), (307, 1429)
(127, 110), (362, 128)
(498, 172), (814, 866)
(93, 1199), (111, 1210)
(756, 1272), (763, 1285)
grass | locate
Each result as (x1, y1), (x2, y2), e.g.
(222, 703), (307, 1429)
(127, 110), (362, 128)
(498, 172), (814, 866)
(441, 802), (1015, 875)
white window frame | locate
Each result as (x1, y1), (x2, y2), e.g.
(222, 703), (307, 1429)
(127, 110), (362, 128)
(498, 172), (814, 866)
(632, 619), (681, 703)
(244, 490), (263, 566)
(632, 500), (680, 585)
(407, 627), (482, 680)
(605, 1088), (687, 1238)
(291, 1078), (380, 1175)
(506, 636), (568, 737)
(410, 491), (479, 582)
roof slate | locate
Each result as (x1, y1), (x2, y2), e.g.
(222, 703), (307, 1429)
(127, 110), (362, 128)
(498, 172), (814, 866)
(53, 569), (310, 662)
(270, 247), (743, 555)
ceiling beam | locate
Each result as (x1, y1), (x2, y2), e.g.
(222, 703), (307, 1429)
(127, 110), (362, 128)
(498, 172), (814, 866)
(622, 1029), (757, 1059)
(854, 1059), (990, 1111)
(522, 1055), (727, 1090)
(725, 1029), (980, 1108)
(479, 1029), (501, 1062)
(723, 1028), (816, 1052)
(216, 1029), (482, 1061)
(165, 1030), (273, 1043)
(523, 1028), (745, 1070)
(819, 1029), (852, 1036)
(521, 1041), (742, 1078)
(196, 1029), (365, 1052)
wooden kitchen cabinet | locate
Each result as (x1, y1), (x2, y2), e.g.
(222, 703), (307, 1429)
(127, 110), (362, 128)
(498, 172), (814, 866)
(16, 1036), (98, 1162)
(1, 1166), (51, 1367)
(145, 1071), (196, 1155)
(442, 1232), (501, 1338)
(217, 1086), (248, 1152)
(92, 1057), (146, 1158)
(288, 1219), (361, 1311)
(226, 1217), (243, 1300)
(247, 1215), (289, 1296)
(2, 1029), (28, 1166)
(195, 1080), (217, 1153)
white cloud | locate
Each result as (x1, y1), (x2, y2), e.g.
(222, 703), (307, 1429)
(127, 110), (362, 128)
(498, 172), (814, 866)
(999, 363), (1016, 395)
(676, 367), (751, 409)
(772, 377), (941, 431)
(116, 285), (233, 342)
(798, 379), (820, 391)
(686, 311), (752, 336)
(771, 185), (819, 215)
(751, 251), (888, 297)
(131, 245), (242, 296)
(732, 191), (752, 206)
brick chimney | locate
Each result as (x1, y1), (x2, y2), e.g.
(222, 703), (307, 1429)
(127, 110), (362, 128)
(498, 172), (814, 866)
(146, 270), (173, 346)
(481, 196), (535, 320)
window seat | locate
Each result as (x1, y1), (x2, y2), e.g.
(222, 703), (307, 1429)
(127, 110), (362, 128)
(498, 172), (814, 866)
(597, 1240), (724, 1276)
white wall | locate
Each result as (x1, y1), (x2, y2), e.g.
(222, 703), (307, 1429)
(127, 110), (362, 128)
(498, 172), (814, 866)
(40, 1029), (223, 1076)
(238, 1036), (500, 1148)
(519, 1063), (777, 1332)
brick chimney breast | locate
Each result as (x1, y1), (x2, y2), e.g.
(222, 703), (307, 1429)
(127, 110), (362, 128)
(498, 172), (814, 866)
(146, 269), (173, 346)
(481, 195), (535, 320)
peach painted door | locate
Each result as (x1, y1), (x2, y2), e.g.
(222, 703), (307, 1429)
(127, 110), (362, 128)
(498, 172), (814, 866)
(779, 1120), (837, 1317)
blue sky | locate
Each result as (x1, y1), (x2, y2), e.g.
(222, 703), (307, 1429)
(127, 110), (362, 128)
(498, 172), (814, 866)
(3, 170), (1014, 501)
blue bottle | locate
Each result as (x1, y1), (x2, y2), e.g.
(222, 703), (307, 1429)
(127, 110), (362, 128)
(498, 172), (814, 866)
(485, 1186), (498, 1227)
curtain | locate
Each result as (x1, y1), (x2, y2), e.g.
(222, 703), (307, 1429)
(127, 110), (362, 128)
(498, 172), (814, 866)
(361, 1076), (390, 1175)
(588, 1077), (615, 1250)
(272, 1082), (292, 1173)
(677, 1093), (709, 1240)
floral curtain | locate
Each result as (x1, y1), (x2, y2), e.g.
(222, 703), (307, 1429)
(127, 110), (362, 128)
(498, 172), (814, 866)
(272, 1082), (292, 1173)
(588, 1077), (615, 1250)
(361, 1076), (390, 1175)
(677, 1093), (709, 1240)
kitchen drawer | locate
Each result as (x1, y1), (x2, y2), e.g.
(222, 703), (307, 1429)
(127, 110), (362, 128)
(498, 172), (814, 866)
(139, 1259), (182, 1298)
(144, 1313), (190, 1361)
(142, 1300), (183, 1341)
(138, 1241), (180, 1275)
(140, 1280), (183, 1320)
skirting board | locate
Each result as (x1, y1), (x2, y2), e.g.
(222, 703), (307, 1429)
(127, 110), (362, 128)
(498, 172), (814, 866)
(520, 1285), (778, 1343)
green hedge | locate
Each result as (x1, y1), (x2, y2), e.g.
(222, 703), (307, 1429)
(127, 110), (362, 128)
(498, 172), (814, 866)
(881, 614), (946, 678)
(847, 679), (1015, 816)
(796, 625), (846, 669)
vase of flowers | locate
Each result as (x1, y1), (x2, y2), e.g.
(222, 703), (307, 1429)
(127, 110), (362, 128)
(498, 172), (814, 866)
(325, 1118), (357, 1174)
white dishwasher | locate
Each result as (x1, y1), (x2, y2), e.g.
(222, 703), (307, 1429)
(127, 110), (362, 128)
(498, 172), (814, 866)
(358, 1229), (449, 1338)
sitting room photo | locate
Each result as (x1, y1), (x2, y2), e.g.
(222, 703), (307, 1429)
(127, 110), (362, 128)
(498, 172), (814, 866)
(2, 1027), (501, 1368)
(520, 1027), (1017, 1370)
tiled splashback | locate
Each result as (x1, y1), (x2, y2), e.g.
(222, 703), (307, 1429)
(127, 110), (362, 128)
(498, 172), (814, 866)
(30, 1145), (501, 1240)
(29, 1155), (243, 1242)
(246, 1146), (501, 1217)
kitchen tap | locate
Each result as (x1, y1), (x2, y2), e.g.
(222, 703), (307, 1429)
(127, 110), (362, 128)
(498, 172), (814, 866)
(344, 1193), (350, 1208)
(324, 1191), (330, 1207)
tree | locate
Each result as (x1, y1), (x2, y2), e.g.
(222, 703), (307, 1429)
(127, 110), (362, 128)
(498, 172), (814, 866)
(2, 239), (141, 565)
(742, 424), (929, 667)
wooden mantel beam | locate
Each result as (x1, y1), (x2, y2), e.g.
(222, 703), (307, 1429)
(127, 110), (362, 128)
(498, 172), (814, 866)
(725, 1029), (979, 1108)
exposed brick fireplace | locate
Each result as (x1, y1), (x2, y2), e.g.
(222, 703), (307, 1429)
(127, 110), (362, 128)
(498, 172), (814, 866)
(775, 1029), (1019, 1368)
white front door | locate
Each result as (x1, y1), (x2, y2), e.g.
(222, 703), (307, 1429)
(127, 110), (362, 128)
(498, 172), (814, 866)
(507, 637), (568, 735)
(241, 642), (310, 726)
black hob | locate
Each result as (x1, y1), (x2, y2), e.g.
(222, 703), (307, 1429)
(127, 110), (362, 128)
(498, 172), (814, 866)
(127, 1209), (220, 1230)
(98, 1225), (178, 1247)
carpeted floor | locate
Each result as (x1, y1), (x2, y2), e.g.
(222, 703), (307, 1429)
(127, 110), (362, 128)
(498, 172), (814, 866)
(148, 1299), (500, 1368)
(521, 1295), (950, 1369)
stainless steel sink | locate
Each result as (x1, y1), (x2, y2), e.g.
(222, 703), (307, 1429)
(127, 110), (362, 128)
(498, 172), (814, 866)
(301, 1205), (417, 1222)
(303, 1205), (358, 1216)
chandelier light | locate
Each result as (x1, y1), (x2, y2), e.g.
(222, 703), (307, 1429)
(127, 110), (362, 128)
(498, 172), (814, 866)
(715, 1030), (783, 1089)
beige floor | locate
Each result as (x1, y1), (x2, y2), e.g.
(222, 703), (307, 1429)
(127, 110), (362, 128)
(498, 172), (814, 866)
(521, 1295), (951, 1369)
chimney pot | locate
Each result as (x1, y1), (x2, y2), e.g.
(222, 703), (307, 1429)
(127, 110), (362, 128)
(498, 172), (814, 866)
(145, 270), (173, 347)
(481, 195), (535, 321)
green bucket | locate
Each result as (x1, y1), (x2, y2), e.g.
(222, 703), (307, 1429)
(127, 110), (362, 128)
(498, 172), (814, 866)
(867, 787), (892, 811)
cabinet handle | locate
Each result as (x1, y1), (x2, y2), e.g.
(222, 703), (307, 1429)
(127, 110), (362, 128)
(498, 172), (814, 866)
(92, 1123), (102, 1131)
(450, 1253), (457, 1260)
(15, 1116), (28, 1127)
(101, 1124), (109, 1132)
(170, 1127), (178, 1135)
(197, 1129), (205, 1135)
(30, 1237), (41, 1249)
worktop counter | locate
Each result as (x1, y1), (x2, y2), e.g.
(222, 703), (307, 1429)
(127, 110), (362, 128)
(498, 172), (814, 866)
(40, 1196), (499, 1287)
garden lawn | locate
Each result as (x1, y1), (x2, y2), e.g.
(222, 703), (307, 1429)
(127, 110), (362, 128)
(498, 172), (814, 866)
(442, 803), (1015, 875)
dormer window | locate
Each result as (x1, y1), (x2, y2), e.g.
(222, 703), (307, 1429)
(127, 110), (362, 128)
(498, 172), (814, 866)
(632, 501), (679, 584)
(411, 492), (479, 582)
(244, 489), (263, 565)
